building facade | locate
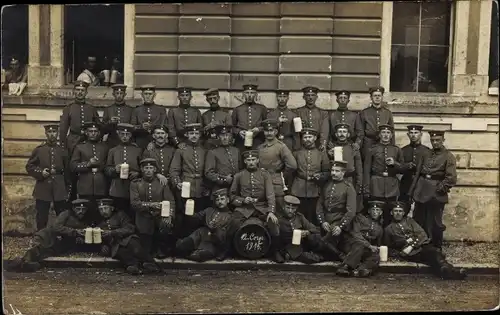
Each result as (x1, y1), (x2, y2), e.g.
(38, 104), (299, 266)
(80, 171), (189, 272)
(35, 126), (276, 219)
(2, 2), (499, 241)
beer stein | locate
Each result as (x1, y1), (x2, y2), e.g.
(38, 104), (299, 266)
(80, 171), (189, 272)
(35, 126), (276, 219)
(84, 227), (93, 244)
(120, 162), (129, 179)
(161, 201), (171, 217)
(292, 229), (302, 245)
(293, 117), (303, 132)
(333, 147), (343, 161)
(379, 246), (388, 262)
(93, 227), (102, 244)
(244, 130), (253, 147)
(185, 199), (195, 216)
(181, 182), (191, 198)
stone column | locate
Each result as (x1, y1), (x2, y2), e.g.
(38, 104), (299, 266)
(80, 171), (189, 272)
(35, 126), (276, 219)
(124, 4), (136, 97)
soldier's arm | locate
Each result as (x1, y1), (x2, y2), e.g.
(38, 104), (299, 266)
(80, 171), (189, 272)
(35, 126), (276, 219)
(263, 171), (276, 213)
(70, 146), (91, 173)
(59, 107), (70, 147)
(393, 147), (405, 172)
(409, 218), (429, 248)
(281, 144), (297, 173)
(53, 211), (79, 237)
(169, 149), (183, 187)
(383, 226), (394, 247)
(318, 151), (331, 181)
(408, 154), (425, 196)
(92, 105), (101, 123)
(166, 109), (181, 148)
(25, 147), (45, 180)
(159, 106), (167, 126)
(338, 184), (357, 232)
(231, 107), (242, 135)
(110, 212), (135, 238)
(440, 152), (457, 191)
(224, 111), (232, 126)
(204, 150), (225, 185)
(354, 148), (363, 193)
(300, 214), (320, 234)
(62, 148), (72, 189)
(229, 173), (244, 206)
(319, 114), (329, 147)
(104, 148), (118, 178)
(388, 110), (395, 145)
(355, 111), (364, 148)
(162, 184), (176, 214)
(130, 181), (155, 213)
(363, 147), (373, 195)
(375, 226), (384, 246)
(315, 192), (326, 225)
(196, 108), (203, 124)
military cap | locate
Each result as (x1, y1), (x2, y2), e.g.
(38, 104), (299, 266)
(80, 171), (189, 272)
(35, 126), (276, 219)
(214, 124), (232, 135)
(212, 188), (228, 197)
(368, 201), (385, 210)
(203, 88), (219, 96)
(116, 123), (134, 132)
(335, 90), (351, 97)
(407, 125), (424, 131)
(72, 199), (89, 207)
(111, 84), (127, 92)
(378, 124), (394, 132)
(334, 123), (351, 131)
(276, 90), (290, 96)
(331, 160), (348, 168)
(83, 121), (101, 130)
(391, 201), (406, 210)
(261, 119), (279, 130)
(369, 86), (385, 94)
(242, 150), (259, 159)
(302, 86), (320, 94)
(177, 87), (192, 94)
(140, 158), (158, 168)
(151, 125), (168, 133)
(43, 124), (59, 132)
(87, 56), (97, 62)
(97, 198), (114, 207)
(139, 84), (156, 92)
(73, 80), (89, 88)
(284, 195), (301, 205)
(429, 130), (445, 137)
(183, 123), (202, 133)
(300, 127), (318, 136)
(242, 84), (258, 91)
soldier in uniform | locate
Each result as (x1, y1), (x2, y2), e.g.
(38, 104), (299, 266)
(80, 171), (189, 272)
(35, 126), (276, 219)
(175, 188), (233, 262)
(399, 125), (431, 204)
(409, 130), (457, 250)
(328, 90), (362, 149)
(257, 119), (297, 212)
(6, 199), (92, 272)
(356, 86), (394, 161)
(165, 87), (203, 150)
(26, 124), (71, 231)
(384, 201), (466, 280)
(142, 125), (175, 187)
(102, 84), (134, 149)
(70, 121), (109, 224)
(267, 90), (300, 152)
(201, 88), (231, 150)
(337, 200), (384, 277)
(274, 195), (326, 264)
(131, 84), (167, 150)
(130, 158), (176, 258)
(170, 123), (210, 235)
(290, 128), (330, 224)
(105, 123), (143, 220)
(228, 150), (281, 262)
(294, 86), (329, 151)
(231, 84), (268, 152)
(204, 124), (241, 192)
(316, 160), (357, 260)
(363, 124), (404, 227)
(95, 198), (161, 275)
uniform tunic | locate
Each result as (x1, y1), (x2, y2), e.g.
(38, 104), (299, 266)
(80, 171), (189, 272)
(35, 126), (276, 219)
(130, 177), (176, 235)
(230, 169), (276, 218)
(105, 143), (143, 199)
(186, 207), (233, 252)
(345, 214), (383, 249)
(142, 143), (176, 178)
(276, 213), (320, 259)
(59, 102), (101, 154)
(26, 142), (70, 202)
(70, 141), (109, 196)
(356, 105), (394, 157)
(400, 143), (431, 199)
(204, 146), (241, 190)
(257, 139), (297, 197)
(329, 141), (363, 193)
(384, 217), (430, 256)
(231, 103), (267, 149)
(201, 107), (231, 149)
(293, 105), (329, 145)
(363, 143), (404, 198)
(96, 211), (138, 257)
(267, 107), (300, 151)
(169, 144), (208, 198)
(291, 148), (330, 198)
(102, 103), (135, 149)
(131, 103), (167, 148)
(166, 106), (203, 144)
(316, 180), (357, 230)
(328, 109), (362, 145)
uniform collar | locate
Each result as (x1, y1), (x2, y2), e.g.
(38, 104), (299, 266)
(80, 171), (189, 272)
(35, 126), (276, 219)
(277, 105), (288, 110)
(209, 104), (220, 111)
(263, 138), (278, 147)
(154, 142), (168, 148)
(305, 103), (317, 109)
(114, 102), (126, 107)
(410, 141), (422, 148)
(370, 103), (384, 110)
(179, 103), (191, 109)
(143, 176), (156, 183)
(336, 107), (349, 112)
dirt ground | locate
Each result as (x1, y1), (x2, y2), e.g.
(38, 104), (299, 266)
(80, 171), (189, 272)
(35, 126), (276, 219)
(3, 269), (499, 314)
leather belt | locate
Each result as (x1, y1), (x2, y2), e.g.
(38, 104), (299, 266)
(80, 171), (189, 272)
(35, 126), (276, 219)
(421, 174), (445, 180)
(372, 172), (396, 177)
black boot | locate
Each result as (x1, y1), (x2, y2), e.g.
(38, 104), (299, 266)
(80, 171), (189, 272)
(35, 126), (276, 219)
(320, 239), (345, 261)
(142, 262), (161, 273)
(175, 238), (195, 257)
(126, 265), (141, 275)
(188, 250), (214, 262)
(336, 263), (352, 277)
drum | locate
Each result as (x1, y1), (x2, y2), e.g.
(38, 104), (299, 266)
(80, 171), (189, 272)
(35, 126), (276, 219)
(233, 217), (271, 260)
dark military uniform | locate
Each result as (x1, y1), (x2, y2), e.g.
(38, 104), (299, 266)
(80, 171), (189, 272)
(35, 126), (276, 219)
(231, 84), (268, 152)
(409, 131), (457, 249)
(131, 85), (167, 149)
(130, 159), (176, 256)
(267, 92), (300, 152)
(204, 125), (240, 192)
(329, 91), (362, 146)
(166, 87), (203, 148)
(141, 125), (176, 178)
(105, 123), (143, 219)
(399, 125), (431, 203)
(384, 205), (466, 280)
(70, 122), (110, 224)
(257, 119), (297, 211)
(291, 128), (330, 224)
(26, 124), (71, 231)
(102, 84), (135, 149)
(363, 125), (404, 226)
(201, 88), (231, 150)
(294, 86), (329, 149)
(175, 189), (233, 262)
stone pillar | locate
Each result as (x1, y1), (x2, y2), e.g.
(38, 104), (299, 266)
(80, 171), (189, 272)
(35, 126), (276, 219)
(124, 4), (136, 97)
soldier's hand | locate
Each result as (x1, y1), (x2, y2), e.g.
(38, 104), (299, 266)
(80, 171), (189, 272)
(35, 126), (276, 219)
(385, 157), (395, 166)
(142, 122), (151, 130)
(352, 142), (360, 151)
(162, 216), (172, 227)
(331, 225), (341, 236)
(157, 174), (168, 186)
(110, 116), (119, 123)
(90, 157), (99, 166)
(101, 230), (112, 239)
(408, 162), (416, 170)
(146, 142), (154, 151)
(76, 229), (86, 237)
(225, 174), (233, 182)
(321, 222), (331, 232)
(312, 173), (321, 181)
(177, 142), (187, 150)
(129, 171), (140, 180)
(301, 230), (310, 238)
(369, 245), (379, 253)
(115, 164), (122, 173)
(243, 197), (254, 204)
(75, 237), (84, 244)
(406, 238), (414, 244)
(266, 212), (278, 224)
(176, 183), (183, 190)
(42, 168), (50, 178)
(278, 116), (288, 123)
(251, 127), (260, 134)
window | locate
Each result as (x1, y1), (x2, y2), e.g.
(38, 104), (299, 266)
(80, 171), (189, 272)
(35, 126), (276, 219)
(1, 5), (28, 69)
(64, 4), (124, 86)
(489, 0), (499, 88)
(390, 1), (452, 93)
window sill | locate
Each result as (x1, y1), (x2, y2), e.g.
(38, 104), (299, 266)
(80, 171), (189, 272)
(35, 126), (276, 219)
(488, 87), (499, 96)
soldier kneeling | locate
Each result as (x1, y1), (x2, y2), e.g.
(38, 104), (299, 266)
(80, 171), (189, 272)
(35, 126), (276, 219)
(95, 198), (160, 275)
(176, 188), (233, 262)
(6, 199), (95, 272)
(384, 201), (466, 280)
(274, 195), (326, 264)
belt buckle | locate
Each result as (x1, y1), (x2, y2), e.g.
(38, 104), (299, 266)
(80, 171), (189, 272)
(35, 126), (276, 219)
(425, 174), (431, 179)
(382, 172), (388, 177)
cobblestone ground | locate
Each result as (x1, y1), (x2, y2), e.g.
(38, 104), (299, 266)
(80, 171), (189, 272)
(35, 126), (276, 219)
(3, 269), (499, 314)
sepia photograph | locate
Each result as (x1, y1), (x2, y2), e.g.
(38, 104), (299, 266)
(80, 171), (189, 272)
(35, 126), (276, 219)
(1, 1), (499, 313)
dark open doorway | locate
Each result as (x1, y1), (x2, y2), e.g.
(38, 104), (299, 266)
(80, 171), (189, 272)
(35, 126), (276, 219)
(1, 5), (29, 69)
